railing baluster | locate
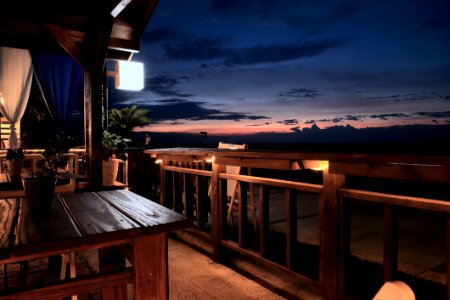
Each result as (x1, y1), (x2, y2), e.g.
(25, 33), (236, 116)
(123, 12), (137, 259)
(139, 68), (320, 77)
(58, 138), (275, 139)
(184, 173), (193, 219)
(259, 185), (270, 257)
(238, 181), (248, 248)
(286, 188), (297, 270)
(197, 175), (208, 230)
(447, 214), (450, 300)
(384, 204), (398, 281)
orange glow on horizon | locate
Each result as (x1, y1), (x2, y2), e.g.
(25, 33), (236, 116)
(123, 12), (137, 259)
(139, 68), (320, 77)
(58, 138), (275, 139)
(133, 117), (441, 136)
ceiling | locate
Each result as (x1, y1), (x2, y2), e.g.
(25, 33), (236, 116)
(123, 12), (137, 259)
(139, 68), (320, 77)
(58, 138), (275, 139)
(0, 0), (158, 68)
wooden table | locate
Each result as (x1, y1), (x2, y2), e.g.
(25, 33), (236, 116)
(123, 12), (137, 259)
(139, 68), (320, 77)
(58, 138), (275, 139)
(0, 189), (191, 299)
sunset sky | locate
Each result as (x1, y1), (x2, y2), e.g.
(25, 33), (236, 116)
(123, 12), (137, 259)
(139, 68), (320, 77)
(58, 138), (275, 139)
(108, 0), (450, 143)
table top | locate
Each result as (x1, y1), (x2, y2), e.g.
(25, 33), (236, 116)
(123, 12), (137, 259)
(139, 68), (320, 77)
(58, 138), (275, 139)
(0, 189), (191, 263)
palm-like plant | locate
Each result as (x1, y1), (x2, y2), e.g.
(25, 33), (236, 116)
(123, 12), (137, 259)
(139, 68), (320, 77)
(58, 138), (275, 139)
(108, 105), (151, 139)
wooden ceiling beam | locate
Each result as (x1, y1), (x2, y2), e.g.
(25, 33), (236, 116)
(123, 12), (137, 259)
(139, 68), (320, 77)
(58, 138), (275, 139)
(44, 23), (85, 67)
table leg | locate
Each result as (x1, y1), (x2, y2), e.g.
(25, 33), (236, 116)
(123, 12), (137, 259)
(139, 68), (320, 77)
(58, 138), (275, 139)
(99, 247), (127, 300)
(132, 234), (168, 300)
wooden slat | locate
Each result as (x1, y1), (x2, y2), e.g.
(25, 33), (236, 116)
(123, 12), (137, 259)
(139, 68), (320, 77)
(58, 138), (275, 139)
(286, 188), (297, 270)
(173, 171), (183, 213)
(0, 269), (132, 300)
(238, 182), (248, 247)
(197, 175), (208, 230)
(259, 185), (270, 258)
(14, 195), (83, 256)
(383, 205), (398, 281)
(330, 162), (450, 183)
(211, 164), (225, 261)
(184, 173), (194, 219)
(163, 165), (212, 177)
(339, 188), (450, 212)
(337, 194), (351, 297)
(145, 147), (450, 166)
(447, 214), (450, 300)
(220, 173), (323, 194)
(215, 157), (291, 170)
(0, 199), (19, 258)
(61, 192), (141, 244)
(96, 189), (191, 234)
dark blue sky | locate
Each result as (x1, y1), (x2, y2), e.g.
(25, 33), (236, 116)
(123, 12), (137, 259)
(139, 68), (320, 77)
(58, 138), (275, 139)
(109, 0), (450, 144)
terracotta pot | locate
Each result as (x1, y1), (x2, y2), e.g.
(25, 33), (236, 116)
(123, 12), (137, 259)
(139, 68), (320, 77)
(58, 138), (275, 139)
(102, 159), (120, 186)
(6, 160), (23, 177)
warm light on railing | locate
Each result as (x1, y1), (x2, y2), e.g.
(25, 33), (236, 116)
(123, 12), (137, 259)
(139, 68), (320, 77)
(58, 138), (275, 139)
(206, 156), (215, 163)
(302, 160), (329, 171)
(155, 159), (163, 164)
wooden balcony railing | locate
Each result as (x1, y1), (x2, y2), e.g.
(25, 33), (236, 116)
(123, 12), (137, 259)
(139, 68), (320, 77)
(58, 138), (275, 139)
(138, 147), (450, 300)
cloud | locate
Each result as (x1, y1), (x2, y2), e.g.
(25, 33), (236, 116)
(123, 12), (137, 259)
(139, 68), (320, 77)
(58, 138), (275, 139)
(146, 74), (193, 97)
(140, 99), (269, 122)
(331, 2), (361, 18)
(224, 38), (348, 66)
(367, 93), (430, 102)
(369, 113), (409, 120)
(142, 27), (177, 44)
(162, 34), (347, 66)
(304, 115), (363, 124)
(278, 88), (321, 99)
(278, 119), (299, 125)
(164, 37), (228, 60)
(413, 111), (450, 118)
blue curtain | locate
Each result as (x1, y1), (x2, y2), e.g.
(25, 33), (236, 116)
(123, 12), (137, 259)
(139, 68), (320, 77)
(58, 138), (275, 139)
(31, 52), (83, 135)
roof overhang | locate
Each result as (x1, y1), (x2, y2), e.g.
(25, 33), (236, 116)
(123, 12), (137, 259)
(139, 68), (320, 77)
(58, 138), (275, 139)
(0, 0), (158, 66)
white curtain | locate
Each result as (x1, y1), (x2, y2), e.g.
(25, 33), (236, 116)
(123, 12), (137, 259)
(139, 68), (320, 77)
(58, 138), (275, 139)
(0, 46), (33, 149)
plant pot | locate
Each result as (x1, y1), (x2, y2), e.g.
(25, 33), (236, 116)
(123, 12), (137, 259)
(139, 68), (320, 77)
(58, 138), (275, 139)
(22, 177), (56, 217)
(6, 160), (23, 177)
(102, 159), (120, 186)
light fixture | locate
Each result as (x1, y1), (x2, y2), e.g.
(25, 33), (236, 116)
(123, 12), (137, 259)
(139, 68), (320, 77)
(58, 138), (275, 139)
(111, 0), (132, 18)
(108, 60), (144, 91)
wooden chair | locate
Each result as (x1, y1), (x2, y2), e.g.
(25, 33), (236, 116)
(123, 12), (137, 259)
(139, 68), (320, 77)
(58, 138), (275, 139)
(218, 142), (257, 231)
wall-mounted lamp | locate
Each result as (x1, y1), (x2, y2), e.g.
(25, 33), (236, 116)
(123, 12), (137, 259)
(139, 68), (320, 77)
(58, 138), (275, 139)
(107, 60), (144, 91)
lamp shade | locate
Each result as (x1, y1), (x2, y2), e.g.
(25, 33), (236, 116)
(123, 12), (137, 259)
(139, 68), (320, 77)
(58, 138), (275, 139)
(116, 61), (144, 91)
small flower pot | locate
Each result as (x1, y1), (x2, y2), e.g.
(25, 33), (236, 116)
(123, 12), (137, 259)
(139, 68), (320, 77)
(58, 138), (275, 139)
(6, 160), (23, 178)
(22, 177), (56, 218)
(102, 159), (120, 186)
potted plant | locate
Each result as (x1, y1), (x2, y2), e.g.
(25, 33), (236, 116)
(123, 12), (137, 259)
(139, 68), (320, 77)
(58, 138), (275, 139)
(22, 146), (64, 216)
(5, 148), (25, 178)
(102, 130), (127, 186)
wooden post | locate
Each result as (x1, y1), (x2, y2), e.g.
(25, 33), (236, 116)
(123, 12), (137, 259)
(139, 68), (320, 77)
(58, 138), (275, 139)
(83, 9), (113, 188)
(321, 168), (345, 300)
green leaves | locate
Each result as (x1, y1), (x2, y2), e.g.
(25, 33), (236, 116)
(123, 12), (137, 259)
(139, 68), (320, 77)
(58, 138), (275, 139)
(108, 105), (151, 139)
(102, 131), (127, 161)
